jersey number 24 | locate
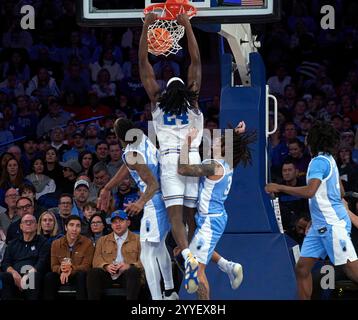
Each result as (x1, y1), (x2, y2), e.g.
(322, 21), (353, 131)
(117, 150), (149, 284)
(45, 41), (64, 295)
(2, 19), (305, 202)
(163, 112), (189, 125)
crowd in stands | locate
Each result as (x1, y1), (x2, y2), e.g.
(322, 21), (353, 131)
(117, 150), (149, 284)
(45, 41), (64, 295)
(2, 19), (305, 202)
(0, 0), (357, 299)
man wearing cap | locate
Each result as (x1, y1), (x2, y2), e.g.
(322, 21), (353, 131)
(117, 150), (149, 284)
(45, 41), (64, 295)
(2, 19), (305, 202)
(21, 136), (41, 176)
(62, 129), (94, 162)
(87, 210), (144, 300)
(72, 179), (90, 220)
(59, 159), (82, 194)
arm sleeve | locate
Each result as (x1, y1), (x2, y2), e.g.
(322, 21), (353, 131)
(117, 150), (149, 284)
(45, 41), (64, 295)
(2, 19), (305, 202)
(307, 157), (331, 182)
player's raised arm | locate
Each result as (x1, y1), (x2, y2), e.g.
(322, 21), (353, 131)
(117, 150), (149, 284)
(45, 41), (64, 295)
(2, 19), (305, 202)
(178, 128), (216, 177)
(139, 13), (161, 104)
(177, 14), (201, 105)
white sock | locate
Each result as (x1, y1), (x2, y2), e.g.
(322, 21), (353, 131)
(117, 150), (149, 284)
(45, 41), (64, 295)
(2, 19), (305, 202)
(218, 257), (230, 272)
(181, 248), (191, 260)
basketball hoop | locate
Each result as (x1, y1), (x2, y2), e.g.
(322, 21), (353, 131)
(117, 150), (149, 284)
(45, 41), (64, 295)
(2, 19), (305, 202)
(143, 0), (197, 56)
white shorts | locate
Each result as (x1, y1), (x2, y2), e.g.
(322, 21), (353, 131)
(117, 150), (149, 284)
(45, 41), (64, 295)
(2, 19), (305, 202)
(189, 213), (228, 265)
(160, 151), (201, 208)
(140, 193), (171, 243)
(300, 218), (358, 266)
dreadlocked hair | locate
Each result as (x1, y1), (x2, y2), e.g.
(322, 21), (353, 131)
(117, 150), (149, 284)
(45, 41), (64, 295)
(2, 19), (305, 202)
(221, 128), (257, 168)
(113, 118), (143, 144)
(306, 121), (340, 157)
(158, 82), (199, 116)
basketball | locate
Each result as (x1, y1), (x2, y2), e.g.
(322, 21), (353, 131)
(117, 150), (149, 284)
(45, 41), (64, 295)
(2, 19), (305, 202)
(147, 27), (173, 55)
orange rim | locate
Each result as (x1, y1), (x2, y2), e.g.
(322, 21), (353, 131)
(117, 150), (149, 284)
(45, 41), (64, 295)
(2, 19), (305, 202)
(144, 3), (197, 20)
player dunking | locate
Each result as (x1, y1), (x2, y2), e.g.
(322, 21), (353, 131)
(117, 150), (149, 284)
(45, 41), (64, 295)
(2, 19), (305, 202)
(178, 123), (256, 299)
(266, 122), (358, 300)
(98, 119), (177, 300)
(139, 13), (203, 293)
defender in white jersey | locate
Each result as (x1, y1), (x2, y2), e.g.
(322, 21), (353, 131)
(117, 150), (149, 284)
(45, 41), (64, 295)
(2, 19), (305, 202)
(98, 119), (177, 300)
(139, 13), (202, 293)
(178, 124), (257, 300)
(266, 122), (358, 300)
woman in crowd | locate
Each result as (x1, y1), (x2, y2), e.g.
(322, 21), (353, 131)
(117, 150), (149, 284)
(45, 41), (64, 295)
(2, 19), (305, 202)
(79, 151), (95, 180)
(44, 147), (63, 183)
(91, 68), (116, 99)
(0, 153), (14, 177)
(25, 157), (56, 199)
(37, 211), (62, 244)
(86, 213), (109, 246)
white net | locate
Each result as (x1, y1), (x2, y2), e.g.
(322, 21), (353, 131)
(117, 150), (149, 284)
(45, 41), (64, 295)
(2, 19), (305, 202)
(147, 19), (185, 56)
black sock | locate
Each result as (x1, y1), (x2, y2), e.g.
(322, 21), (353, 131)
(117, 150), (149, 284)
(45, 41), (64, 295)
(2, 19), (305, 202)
(165, 289), (175, 297)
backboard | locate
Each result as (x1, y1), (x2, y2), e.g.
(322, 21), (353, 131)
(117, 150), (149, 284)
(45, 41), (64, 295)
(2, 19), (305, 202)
(77, 0), (281, 27)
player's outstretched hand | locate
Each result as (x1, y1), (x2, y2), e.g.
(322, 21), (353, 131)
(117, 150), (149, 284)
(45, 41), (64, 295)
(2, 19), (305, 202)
(177, 13), (191, 27)
(265, 183), (281, 194)
(97, 188), (110, 211)
(124, 200), (144, 216)
(235, 121), (246, 134)
(144, 12), (157, 26)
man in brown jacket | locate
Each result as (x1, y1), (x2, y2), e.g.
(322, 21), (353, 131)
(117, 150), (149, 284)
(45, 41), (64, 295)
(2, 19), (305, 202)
(87, 210), (144, 300)
(43, 215), (94, 300)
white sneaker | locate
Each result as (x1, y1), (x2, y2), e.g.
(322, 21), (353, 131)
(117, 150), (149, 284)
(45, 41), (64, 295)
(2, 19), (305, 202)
(184, 253), (199, 294)
(163, 292), (179, 300)
(226, 262), (243, 290)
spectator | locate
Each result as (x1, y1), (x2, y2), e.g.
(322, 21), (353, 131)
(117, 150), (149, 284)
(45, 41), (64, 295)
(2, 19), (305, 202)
(0, 73), (25, 98)
(0, 188), (19, 235)
(81, 202), (97, 236)
(7, 145), (21, 163)
(58, 159), (82, 194)
(61, 31), (91, 66)
(86, 213), (109, 246)
(26, 68), (60, 103)
(74, 91), (112, 121)
(0, 115), (14, 155)
(341, 130), (355, 149)
(122, 48), (138, 79)
(49, 127), (70, 157)
(36, 97), (71, 138)
(277, 160), (309, 234)
(0, 153), (14, 177)
(9, 96), (38, 138)
(95, 141), (109, 163)
(267, 64), (292, 96)
(37, 211), (63, 244)
(49, 194), (74, 235)
(2, 20), (33, 50)
(331, 114), (344, 133)
(62, 130), (94, 162)
(79, 151), (94, 179)
(91, 69), (116, 104)
(72, 179), (90, 220)
(107, 143), (123, 177)
(337, 144), (358, 193)
(21, 136), (41, 176)
(287, 139), (311, 178)
(92, 30), (123, 65)
(87, 210), (144, 300)
(61, 63), (91, 107)
(89, 48), (124, 82)
(6, 197), (35, 243)
(0, 214), (50, 300)
(105, 128), (119, 146)
(2, 50), (31, 84)
(44, 147), (64, 183)
(116, 175), (142, 233)
(298, 116), (313, 139)
(89, 162), (111, 202)
(18, 183), (47, 219)
(25, 157), (56, 200)
(84, 123), (100, 149)
(43, 215), (94, 300)
(0, 158), (27, 206)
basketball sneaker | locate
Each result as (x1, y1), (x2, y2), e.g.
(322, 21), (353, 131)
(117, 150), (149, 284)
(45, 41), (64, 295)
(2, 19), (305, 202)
(163, 292), (179, 300)
(184, 253), (199, 294)
(226, 262), (243, 290)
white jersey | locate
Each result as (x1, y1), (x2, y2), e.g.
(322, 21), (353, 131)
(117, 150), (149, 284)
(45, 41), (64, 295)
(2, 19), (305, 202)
(152, 104), (204, 151)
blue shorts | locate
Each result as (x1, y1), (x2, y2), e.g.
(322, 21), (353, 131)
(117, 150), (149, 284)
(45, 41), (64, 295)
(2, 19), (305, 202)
(189, 212), (227, 265)
(300, 219), (357, 266)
